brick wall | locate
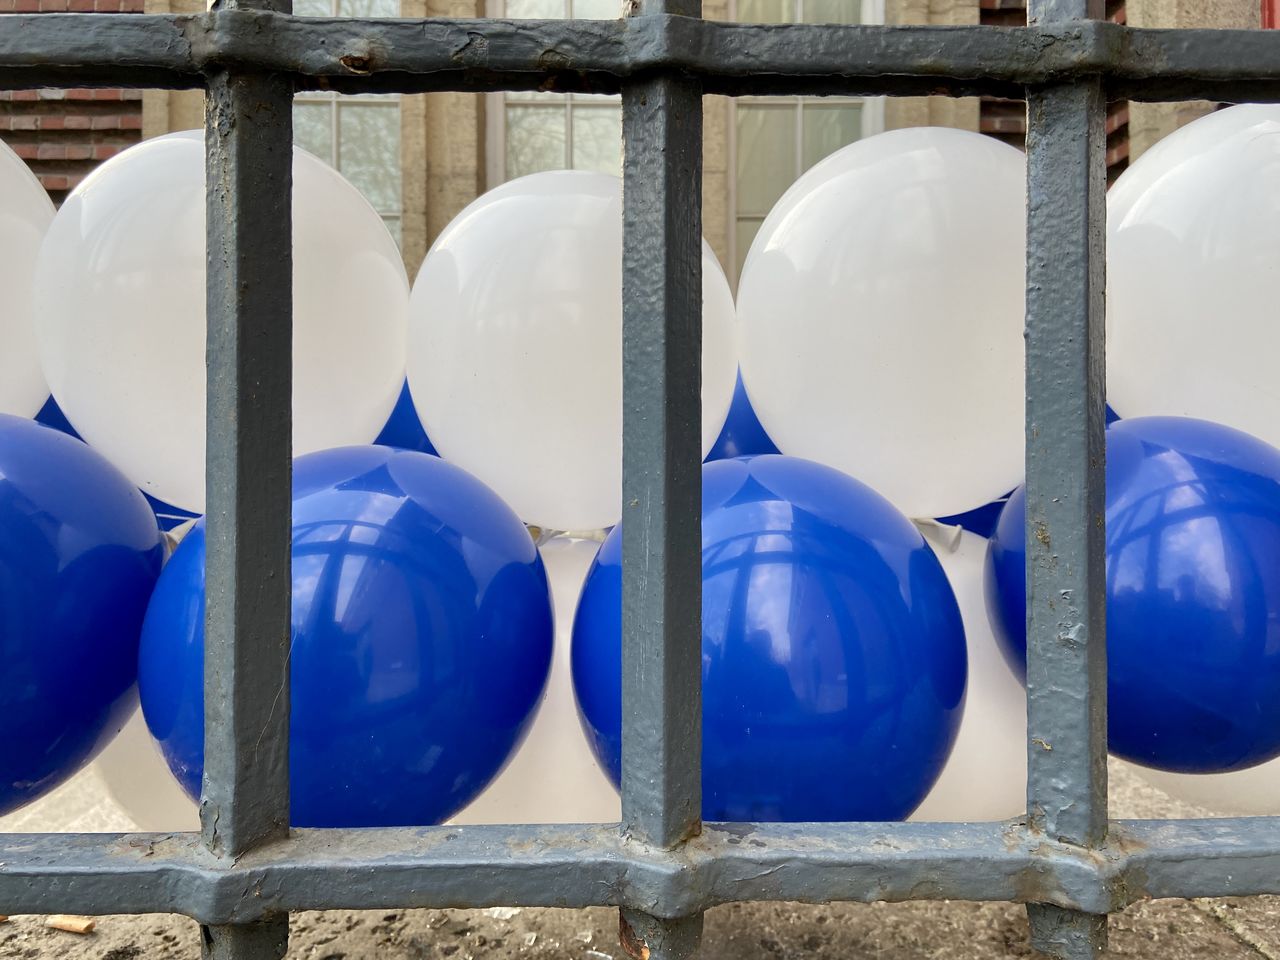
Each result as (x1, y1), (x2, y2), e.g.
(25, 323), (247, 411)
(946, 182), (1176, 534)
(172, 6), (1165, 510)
(0, 0), (144, 204)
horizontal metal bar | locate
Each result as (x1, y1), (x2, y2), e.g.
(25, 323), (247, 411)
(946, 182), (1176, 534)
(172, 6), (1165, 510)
(3, 819), (1280, 923)
(4, 14), (1280, 101)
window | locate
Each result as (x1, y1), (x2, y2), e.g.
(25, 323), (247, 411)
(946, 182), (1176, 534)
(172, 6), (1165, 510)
(293, 0), (404, 245)
(486, 0), (883, 282)
(485, 0), (625, 186)
(729, 0), (884, 278)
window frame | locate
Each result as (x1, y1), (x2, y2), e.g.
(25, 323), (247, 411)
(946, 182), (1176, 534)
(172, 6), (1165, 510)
(725, 0), (885, 282)
(293, 0), (406, 244)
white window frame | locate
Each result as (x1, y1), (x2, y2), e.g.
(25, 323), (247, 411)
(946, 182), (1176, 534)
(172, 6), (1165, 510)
(484, 0), (623, 189)
(726, 0), (885, 282)
(294, 0), (405, 242)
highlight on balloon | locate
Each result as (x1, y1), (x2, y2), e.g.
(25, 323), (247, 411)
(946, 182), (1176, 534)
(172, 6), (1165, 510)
(5, 95), (1280, 837)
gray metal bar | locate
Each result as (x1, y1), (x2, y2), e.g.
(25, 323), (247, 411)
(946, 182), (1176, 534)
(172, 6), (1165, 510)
(8, 15), (1280, 101)
(9, 819), (1280, 921)
(621, 910), (703, 960)
(620, 0), (703, 853)
(619, 7), (704, 960)
(203, 67), (294, 862)
(202, 917), (289, 960)
(1024, 0), (1108, 955)
(202, 0), (294, 955)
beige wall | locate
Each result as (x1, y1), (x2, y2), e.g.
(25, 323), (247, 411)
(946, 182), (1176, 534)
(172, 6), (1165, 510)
(1127, 0), (1259, 161)
(141, 0), (204, 141)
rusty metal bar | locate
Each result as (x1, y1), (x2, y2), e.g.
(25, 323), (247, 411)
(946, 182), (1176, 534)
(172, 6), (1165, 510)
(1023, 0), (1109, 957)
(6, 14), (1280, 101)
(619, 0), (705, 959)
(201, 0), (295, 956)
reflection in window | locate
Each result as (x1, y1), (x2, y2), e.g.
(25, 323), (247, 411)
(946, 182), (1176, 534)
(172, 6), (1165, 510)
(293, 0), (403, 246)
(494, 1), (624, 181)
(731, 0), (878, 279)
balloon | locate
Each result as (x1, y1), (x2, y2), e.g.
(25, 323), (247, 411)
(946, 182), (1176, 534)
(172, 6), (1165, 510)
(988, 416), (1280, 774)
(572, 455), (967, 821)
(139, 446), (553, 827)
(0, 138), (55, 418)
(94, 706), (199, 832)
(375, 380), (438, 455)
(34, 131), (407, 513)
(1131, 757), (1280, 817)
(407, 171), (738, 532)
(910, 527), (1025, 822)
(737, 127), (1026, 519)
(453, 536), (620, 824)
(1108, 105), (1280, 447)
(706, 372), (780, 462)
(0, 414), (164, 816)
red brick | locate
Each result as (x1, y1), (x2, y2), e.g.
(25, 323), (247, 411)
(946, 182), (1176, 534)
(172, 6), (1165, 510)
(9, 90), (38, 101)
(68, 0), (95, 10)
(9, 143), (37, 159)
(39, 0), (71, 10)
(40, 175), (70, 191)
(0, 1), (17, 12)
(91, 144), (121, 161)
(120, 113), (141, 129)
(38, 115), (65, 130)
(13, 0), (40, 10)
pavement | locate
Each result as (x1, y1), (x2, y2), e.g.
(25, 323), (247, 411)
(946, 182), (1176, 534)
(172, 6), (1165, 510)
(2, 760), (1279, 959)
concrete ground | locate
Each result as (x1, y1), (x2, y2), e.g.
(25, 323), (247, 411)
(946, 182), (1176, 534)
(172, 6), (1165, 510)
(2, 761), (1278, 959)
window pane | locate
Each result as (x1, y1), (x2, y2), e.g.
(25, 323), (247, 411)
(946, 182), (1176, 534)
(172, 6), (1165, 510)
(294, 102), (334, 165)
(507, 0), (566, 16)
(382, 216), (402, 248)
(338, 0), (398, 15)
(338, 104), (402, 213)
(801, 0), (860, 23)
(736, 217), (765, 280)
(736, 0), (792, 22)
(507, 105), (568, 179)
(736, 104), (795, 217)
(293, 0), (332, 15)
(572, 0), (620, 16)
(571, 105), (622, 177)
(801, 103), (861, 171)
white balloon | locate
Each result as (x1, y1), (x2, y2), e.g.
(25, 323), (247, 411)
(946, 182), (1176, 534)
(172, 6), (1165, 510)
(34, 131), (407, 512)
(737, 127), (1026, 519)
(1108, 104), (1280, 445)
(1132, 758), (1280, 817)
(910, 525), (1027, 822)
(407, 171), (738, 532)
(0, 138), (55, 418)
(93, 705), (199, 832)
(452, 536), (620, 824)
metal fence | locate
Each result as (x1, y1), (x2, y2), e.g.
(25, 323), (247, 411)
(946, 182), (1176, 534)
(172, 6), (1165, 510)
(0, 3), (1277, 959)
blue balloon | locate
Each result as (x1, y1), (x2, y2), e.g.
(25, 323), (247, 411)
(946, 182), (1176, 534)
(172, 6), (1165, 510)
(706, 373), (780, 462)
(139, 446), (553, 826)
(36, 395), (196, 532)
(0, 414), (164, 815)
(988, 416), (1280, 773)
(572, 455), (967, 821)
(375, 381), (438, 456)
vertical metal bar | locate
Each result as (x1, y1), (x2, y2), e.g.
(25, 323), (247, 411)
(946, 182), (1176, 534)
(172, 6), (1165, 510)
(620, 0), (704, 958)
(1024, 0), (1107, 957)
(202, 917), (289, 960)
(202, 0), (293, 956)
(620, 0), (703, 854)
